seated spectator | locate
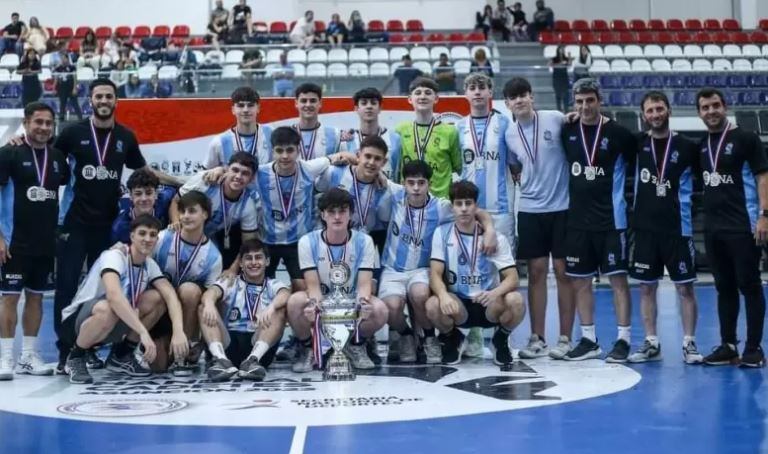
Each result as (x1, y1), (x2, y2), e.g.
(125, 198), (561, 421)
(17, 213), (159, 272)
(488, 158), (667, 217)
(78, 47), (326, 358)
(434, 53), (457, 94)
(206, 12), (229, 51)
(21, 16), (49, 55)
(0, 12), (25, 56)
(290, 10), (317, 49)
(240, 48), (264, 74)
(110, 59), (130, 97)
(530, 0), (554, 41)
(470, 48), (494, 77)
(102, 32), (122, 63)
(198, 53), (223, 77)
(390, 55), (423, 95)
(272, 51), (294, 97)
(76, 29), (103, 71)
(163, 40), (181, 64)
(211, 0), (229, 24)
(571, 45), (591, 82)
(140, 74), (172, 98)
(124, 73), (143, 98)
(475, 5), (493, 41)
(119, 43), (140, 67)
(510, 2), (529, 41)
(230, 0), (253, 43)
(347, 10), (366, 43)
(17, 48), (42, 106)
(491, 0), (512, 42)
(43, 41), (67, 68)
(138, 35), (166, 63)
(53, 53), (82, 121)
(326, 13), (348, 46)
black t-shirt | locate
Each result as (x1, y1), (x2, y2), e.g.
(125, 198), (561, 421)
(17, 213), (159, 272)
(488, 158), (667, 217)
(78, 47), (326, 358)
(0, 143), (69, 256)
(632, 133), (698, 235)
(54, 63), (76, 87)
(232, 5), (251, 26)
(562, 119), (637, 231)
(54, 120), (146, 227)
(698, 127), (768, 233)
(3, 21), (24, 37)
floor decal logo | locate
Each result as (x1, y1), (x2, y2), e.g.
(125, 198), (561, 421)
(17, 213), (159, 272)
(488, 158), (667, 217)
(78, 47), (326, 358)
(57, 399), (188, 418)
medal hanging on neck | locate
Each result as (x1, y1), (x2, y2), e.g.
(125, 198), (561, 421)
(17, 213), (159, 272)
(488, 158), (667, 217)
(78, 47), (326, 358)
(273, 165), (298, 223)
(453, 223), (480, 276)
(470, 113), (492, 171)
(413, 120), (435, 161)
(351, 168), (374, 231)
(25, 138), (48, 202)
(219, 187), (233, 249)
(706, 121), (730, 188)
(517, 111), (538, 166)
(296, 125), (318, 160)
(89, 120), (112, 176)
(649, 132), (673, 197)
(174, 230), (204, 286)
(243, 278), (267, 331)
(325, 231), (350, 286)
(127, 252), (144, 309)
(405, 197), (426, 246)
(578, 117), (604, 181)
(232, 125), (259, 156)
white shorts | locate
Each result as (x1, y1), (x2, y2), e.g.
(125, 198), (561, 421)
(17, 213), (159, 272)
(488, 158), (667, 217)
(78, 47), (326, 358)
(378, 267), (430, 300)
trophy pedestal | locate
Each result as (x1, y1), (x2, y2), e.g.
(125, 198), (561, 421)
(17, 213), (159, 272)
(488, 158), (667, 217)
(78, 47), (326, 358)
(323, 350), (356, 381)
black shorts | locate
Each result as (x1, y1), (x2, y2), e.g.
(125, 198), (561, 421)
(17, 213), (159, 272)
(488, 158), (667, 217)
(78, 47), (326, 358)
(213, 225), (243, 269)
(516, 211), (568, 260)
(0, 254), (54, 294)
(565, 229), (628, 277)
(226, 330), (279, 368)
(149, 313), (173, 339)
(265, 242), (302, 280)
(630, 231), (696, 283)
(458, 297), (498, 328)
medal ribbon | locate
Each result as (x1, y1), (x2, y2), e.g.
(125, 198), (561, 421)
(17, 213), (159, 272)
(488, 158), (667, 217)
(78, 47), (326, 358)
(325, 233), (348, 264)
(470, 113), (493, 160)
(356, 127), (384, 148)
(454, 223), (480, 273)
(243, 278), (268, 321)
(25, 138), (48, 187)
(649, 132), (673, 184)
(127, 252), (144, 309)
(517, 112), (539, 164)
(219, 186), (233, 239)
(273, 165), (298, 221)
(578, 117), (604, 167)
(413, 120), (436, 161)
(405, 197), (427, 245)
(232, 126), (259, 156)
(351, 168), (374, 229)
(173, 231), (205, 286)
(706, 121), (730, 172)
(296, 125), (318, 160)
(89, 120), (112, 167)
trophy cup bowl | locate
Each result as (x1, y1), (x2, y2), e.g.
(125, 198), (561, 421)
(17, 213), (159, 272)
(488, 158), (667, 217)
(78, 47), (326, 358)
(319, 263), (360, 381)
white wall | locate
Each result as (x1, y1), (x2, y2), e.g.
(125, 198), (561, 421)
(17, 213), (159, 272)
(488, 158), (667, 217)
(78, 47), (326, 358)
(3, 0), (750, 34)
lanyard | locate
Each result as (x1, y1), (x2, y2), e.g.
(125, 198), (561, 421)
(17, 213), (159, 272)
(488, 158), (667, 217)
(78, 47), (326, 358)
(706, 121), (730, 172)
(454, 223), (480, 273)
(578, 117), (604, 167)
(173, 231), (204, 286)
(517, 112), (539, 164)
(89, 120), (112, 167)
(413, 120), (436, 161)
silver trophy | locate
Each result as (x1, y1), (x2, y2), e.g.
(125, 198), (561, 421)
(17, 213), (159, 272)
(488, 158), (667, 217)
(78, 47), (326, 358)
(319, 262), (360, 381)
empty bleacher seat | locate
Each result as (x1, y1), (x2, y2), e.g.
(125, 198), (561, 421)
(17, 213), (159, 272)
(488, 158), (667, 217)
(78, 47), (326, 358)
(671, 59), (692, 71)
(453, 60), (471, 75)
(728, 74), (750, 87)
(604, 45), (623, 58)
(683, 45), (703, 57)
(292, 63), (306, 77)
(158, 65), (178, 80)
(712, 59), (732, 71)
(137, 65), (156, 80)
(77, 67), (95, 81)
(349, 63), (369, 76)
(413, 61), (432, 74)
(610, 59), (631, 71)
(451, 46), (472, 61)
(706, 74), (728, 87)
(205, 50), (225, 62)
(0, 54), (19, 69)
(663, 45), (683, 57)
(630, 59), (651, 71)
(327, 63), (348, 77)
(221, 65), (242, 79)
(692, 59), (713, 71)
(753, 59), (768, 71)
(643, 45), (663, 58)
(722, 44), (741, 57)
(225, 50), (244, 64)
(410, 47), (430, 61)
(703, 44), (722, 56)
(368, 47), (389, 62)
(651, 59), (671, 71)
(348, 48), (368, 63)
(389, 47), (408, 62)
(742, 44), (761, 57)
(623, 45), (643, 58)
(287, 49), (307, 64)
(608, 91), (633, 106)
(588, 45), (603, 57)
(265, 49), (282, 65)
(732, 59), (752, 71)
(328, 48), (348, 63)
(430, 46), (450, 61)
(307, 49), (328, 64)
(643, 74), (664, 88)
(0, 69), (9, 82)
(589, 60), (611, 72)
(369, 62), (389, 76)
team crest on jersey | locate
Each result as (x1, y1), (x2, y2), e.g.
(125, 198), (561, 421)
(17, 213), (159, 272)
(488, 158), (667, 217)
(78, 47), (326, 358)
(445, 270), (457, 285)
(670, 151), (679, 163)
(116, 140), (124, 153)
(543, 130), (552, 141)
(272, 210), (285, 222)
(608, 253), (616, 266)
(228, 307), (241, 322)
(640, 168), (651, 183)
(571, 162), (582, 176)
(600, 138), (609, 150)
(458, 254), (468, 265)
(678, 261), (688, 274)
(463, 149), (475, 164)
(724, 143), (733, 155)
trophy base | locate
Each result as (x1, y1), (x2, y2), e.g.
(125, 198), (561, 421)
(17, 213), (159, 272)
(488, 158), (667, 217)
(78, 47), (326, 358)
(322, 351), (356, 381)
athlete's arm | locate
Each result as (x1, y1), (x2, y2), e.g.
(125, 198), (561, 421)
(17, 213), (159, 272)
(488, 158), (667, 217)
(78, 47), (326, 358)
(755, 171), (768, 245)
(168, 193), (181, 230)
(200, 284), (224, 327)
(475, 209), (497, 254)
(429, 259), (459, 316)
(477, 266), (519, 307)
(356, 270), (374, 301)
(143, 166), (184, 187)
(102, 271), (156, 362)
(303, 269), (324, 304)
(152, 277), (189, 360)
(258, 288), (290, 329)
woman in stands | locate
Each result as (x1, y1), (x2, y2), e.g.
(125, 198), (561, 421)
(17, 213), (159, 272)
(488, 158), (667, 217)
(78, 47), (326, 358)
(327, 13), (348, 46)
(21, 17), (49, 56)
(77, 29), (102, 72)
(347, 10), (366, 43)
(470, 48), (494, 78)
(549, 45), (570, 112)
(475, 5), (493, 40)
(17, 48), (42, 107)
(571, 45), (592, 83)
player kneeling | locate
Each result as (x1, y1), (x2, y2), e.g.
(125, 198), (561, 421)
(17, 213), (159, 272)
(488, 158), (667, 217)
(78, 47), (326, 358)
(199, 239), (291, 381)
(426, 181), (525, 365)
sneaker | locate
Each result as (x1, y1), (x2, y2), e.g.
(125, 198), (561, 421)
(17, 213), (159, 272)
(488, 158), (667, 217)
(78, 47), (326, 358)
(66, 355), (93, 384)
(275, 336), (298, 362)
(169, 360), (197, 377)
(491, 329), (513, 365)
(439, 330), (465, 365)
(605, 339), (630, 363)
(206, 357), (238, 381)
(344, 343), (375, 370)
(423, 337), (442, 364)
(105, 350), (152, 377)
(740, 345), (765, 368)
(564, 337), (602, 361)
(366, 338), (382, 365)
(704, 343), (739, 366)
(239, 356), (267, 380)
(549, 336), (572, 360)
(683, 341), (704, 364)
(398, 334), (417, 363)
(628, 340), (662, 363)
(387, 331), (400, 362)
(15, 351), (54, 376)
(518, 334), (549, 359)
(292, 344), (314, 373)
(0, 354), (13, 380)
(465, 328), (485, 358)
(85, 349), (104, 369)
(55, 358), (67, 376)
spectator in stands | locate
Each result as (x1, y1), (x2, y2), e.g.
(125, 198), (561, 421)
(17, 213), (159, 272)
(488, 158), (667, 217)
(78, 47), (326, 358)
(290, 10), (317, 49)
(0, 12), (25, 56)
(119, 43), (140, 67)
(206, 11), (229, 51)
(510, 2), (529, 41)
(110, 59), (130, 97)
(491, 0), (512, 42)
(470, 48), (494, 77)
(17, 48), (42, 106)
(163, 40), (181, 64)
(77, 29), (102, 71)
(43, 42), (66, 69)
(240, 48), (264, 82)
(434, 53), (457, 94)
(141, 74), (172, 98)
(272, 52), (295, 97)
(475, 5), (493, 40)
(549, 45), (570, 112)
(530, 0), (554, 41)
(327, 13), (348, 47)
(571, 45), (592, 82)
(138, 34), (166, 63)
(211, 0), (229, 24)
(198, 52), (223, 77)
(21, 17), (49, 56)
(53, 53), (82, 121)
(102, 32), (122, 64)
(347, 10), (366, 43)
(389, 55), (423, 95)
(230, 0), (253, 42)
(124, 72), (143, 98)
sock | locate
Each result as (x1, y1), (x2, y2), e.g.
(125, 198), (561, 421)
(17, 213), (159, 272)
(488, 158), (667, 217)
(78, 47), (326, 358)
(683, 335), (695, 347)
(422, 328), (435, 338)
(249, 341), (270, 361)
(617, 325), (631, 343)
(69, 345), (86, 359)
(496, 326), (511, 336)
(581, 324), (596, 342)
(22, 336), (37, 354)
(209, 342), (227, 360)
(646, 335), (659, 347)
(397, 326), (413, 336)
(0, 338), (13, 357)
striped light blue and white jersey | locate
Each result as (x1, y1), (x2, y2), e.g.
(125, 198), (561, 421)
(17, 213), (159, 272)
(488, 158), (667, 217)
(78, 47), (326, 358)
(215, 275), (290, 332)
(152, 228), (223, 288)
(431, 223), (516, 299)
(62, 249), (165, 321)
(344, 128), (403, 181)
(256, 158), (330, 244)
(298, 229), (378, 297)
(506, 110), (569, 213)
(294, 124), (345, 160)
(456, 112), (515, 214)
(179, 172), (260, 238)
(315, 164), (391, 233)
(380, 182), (454, 272)
(205, 125), (273, 169)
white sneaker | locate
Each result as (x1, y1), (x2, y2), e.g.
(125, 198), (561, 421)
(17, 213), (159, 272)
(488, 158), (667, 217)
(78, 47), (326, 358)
(344, 344), (375, 370)
(464, 328), (485, 358)
(519, 334), (549, 359)
(548, 335), (572, 360)
(683, 341), (704, 364)
(16, 351), (54, 376)
(423, 337), (442, 364)
(0, 354), (14, 380)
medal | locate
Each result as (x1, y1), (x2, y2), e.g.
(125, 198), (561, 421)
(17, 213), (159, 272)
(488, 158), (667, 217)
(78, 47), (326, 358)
(454, 223), (480, 274)
(709, 172), (721, 187)
(469, 113), (492, 170)
(174, 231), (204, 286)
(351, 168), (374, 230)
(656, 184), (666, 197)
(649, 131), (673, 197)
(89, 120), (112, 173)
(325, 231), (348, 281)
(244, 279), (268, 329)
(295, 125), (318, 160)
(25, 138), (48, 190)
(517, 111), (539, 164)
(706, 121), (730, 188)
(578, 118), (604, 181)
(219, 186), (233, 249)
(232, 126), (258, 156)
(273, 164), (298, 223)
(584, 166), (596, 181)
(127, 251), (144, 309)
(405, 197), (427, 246)
(413, 120), (436, 161)
(571, 162), (582, 176)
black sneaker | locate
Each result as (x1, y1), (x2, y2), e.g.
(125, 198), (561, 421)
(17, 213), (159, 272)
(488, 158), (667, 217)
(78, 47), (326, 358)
(367, 337), (383, 365)
(170, 360), (198, 377)
(564, 337), (602, 361)
(207, 358), (238, 381)
(66, 355), (93, 384)
(85, 348), (105, 369)
(740, 345), (765, 368)
(605, 339), (630, 363)
(439, 330), (465, 365)
(55, 358), (68, 376)
(106, 351), (152, 377)
(275, 336), (298, 362)
(491, 329), (513, 365)
(238, 356), (267, 380)
(704, 343), (739, 366)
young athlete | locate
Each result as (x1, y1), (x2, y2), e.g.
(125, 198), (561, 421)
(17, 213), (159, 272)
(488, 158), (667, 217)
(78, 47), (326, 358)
(344, 88), (402, 181)
(111, 168), (176, 244)
(199, 239), (291, 381)
(293, 83), (347, 160)
(62, 215), (189, 384)
(426, 181), (525, 365)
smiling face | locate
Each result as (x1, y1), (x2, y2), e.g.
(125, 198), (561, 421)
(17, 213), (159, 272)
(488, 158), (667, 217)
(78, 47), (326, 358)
(23, 109), (54, 146)
(408, 86), (438, 115)
(356, 146), (386, 180)
(130, 226), (159, 256)
(179, 202), (209, 232)
(241, 249), (268, 281)
(295, 92), (321, 121)
(224, 162), (255, 192)
(697, 94), (727, 131)
(90, 85), (117, 120)
(642, 98), (670, 133)
(574, 91), (601, 124)
(130, 186), (157, 215)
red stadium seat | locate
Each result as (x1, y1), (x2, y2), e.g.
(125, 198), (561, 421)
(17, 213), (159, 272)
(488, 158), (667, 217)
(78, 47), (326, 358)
(408, 33), (425, 43)
(703, 19), (720, 31)
(426, 33), (445, 42)
(618, 31), (635, 43)
(169, 38), (183, 47)
(67, 39), (81, 53)
(693, 31), (710, 44)
(45, 27), (55, 39)
(598, 31), (617, 44)
(74, 26), (91, 39)
(730, 31), (749, 44)
(406, 20), (423, 32)
(559, 32), (577, 44)
(388, 33), (406, 43)
(675, 31), (692, 44)
(314, 21), (326, 33)
(269, 22), (287, 33)
(171, 25), (190, 38)
(188, 37), (206, 46)
(712, 31), (729, 44)
(591, 20), (609, 32)
(666, 19), (684, 31)
(579, 32), (598, 44)
(572, 20), (589, 32)
(55, 27), (74, 40)
(629, 19), (646, 32)
(448, 32), (464, 42)
(750, 31), (768, 44)
(115, 26), (132, 39)
(465, 32), (485, 42)
(637, 31), (655, 44)
(538, 31), (557, 44)
(386, 20), (404, 32)
(368, 20), (385, 32)
(722, 19), (740, 31)
(647, 19), (665, 31)
(685, 19), (702, 31)
(657, 31), (674, 44)
(759, 19), (768, 31)
(95, 26), (112, 39)
(611, 19), (628, 31)
(133, 25), (151, 39)
(554, 20), (570, 32)
(152, 25), (170, 38)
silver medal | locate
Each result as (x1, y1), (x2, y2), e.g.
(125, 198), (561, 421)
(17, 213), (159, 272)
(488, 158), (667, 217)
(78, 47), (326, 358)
(585, 166), (596, 181)
(656, 184), (666, 197)
(96, 165), (109, 180)
(709, 172), (720, 187)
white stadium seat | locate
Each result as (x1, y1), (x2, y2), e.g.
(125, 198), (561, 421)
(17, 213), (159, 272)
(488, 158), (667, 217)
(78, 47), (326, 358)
(623, 45), (643, 58)
(692, 59), (712, 71)
(192, 50), (205, 64)
(0, 69), (9, 82)
(369, 62), (389, 76)
(671, 59), (692, 71)
(604, 45), (623, 58)
(565, 45), (580, 60)
(0, 54), (19, 68)
(589, 59), (611, 72)
(137, 65), (156, 80)
(292, 63), (306, 77)
(327, 63), (348, 77)
(742, 45), (761, 57)
(722, 44), (741, 57)
(390, 62), (402, 74)
(221, 64), (242, 79)
(287, 49), (307, 64)
(266, 49), (283, 64)
(702, 44), (722, 57)
(663, 45), (683, 57)
(732, 59), (752, 71)
(389, 46), (408, 62)
(543, 45), (557, 59)
(38, 67), (51, 81)
(630, 59), (651, 71)
(643, 45), (663, 58)
(453, 60), (471, 75)
(77, 67), (96, 81)
(651, 59), (671, 71)
(712, 59), (732, 71)
(683, 45), (703, 57)
(158, 65), (178, 80)
(307, 49), (328, 64)
(588, 45), (603, 58)
(306, 63), (325, 77)
(610, 59), (630, 72)
(413, 60), (432, 74)
(430, 46), (450, 61)
(348, 62), (369, 76)
(40, 53), (53, 67)
(763, 45), (768, 56)
(225, 49), (244, 64)
(410, 47), (430, 61)
(348, 48), (368, 63)
(450, 46), (472, 61)
(328, 48), (348, 63)
(752, 58), (768, 71)
(205, 50), (225, 62)
(368, 47), (389, 62)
